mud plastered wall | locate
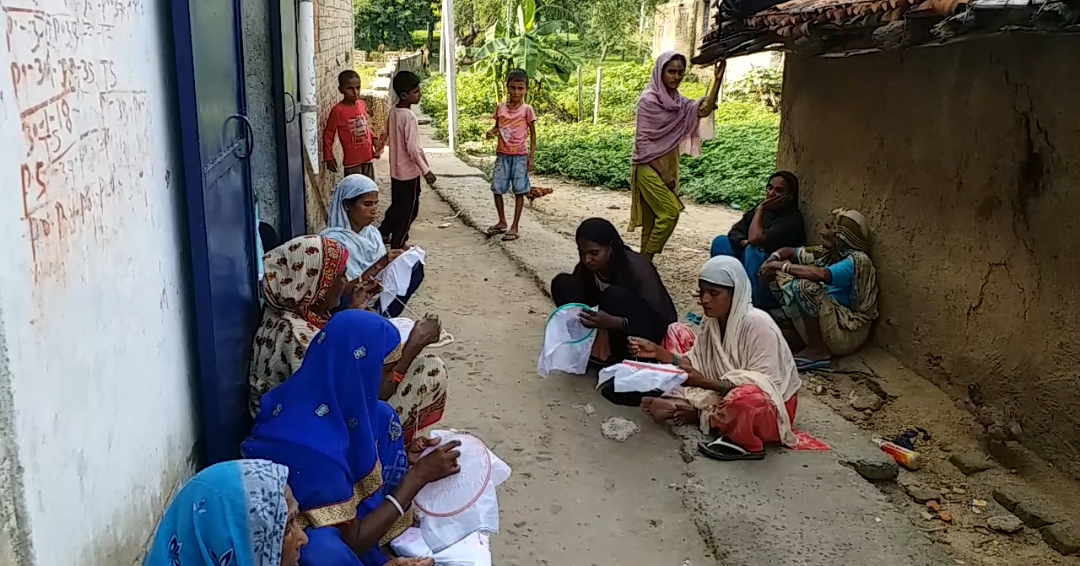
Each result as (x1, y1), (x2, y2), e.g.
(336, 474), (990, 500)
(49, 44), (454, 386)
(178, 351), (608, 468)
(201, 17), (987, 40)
(305, 0), (354, 231)
(778, 35), (1080, 477)
(0, 0), (197, 564)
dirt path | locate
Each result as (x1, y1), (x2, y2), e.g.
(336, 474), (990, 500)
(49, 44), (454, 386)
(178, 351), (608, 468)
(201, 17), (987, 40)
(400, 193), (712, 565)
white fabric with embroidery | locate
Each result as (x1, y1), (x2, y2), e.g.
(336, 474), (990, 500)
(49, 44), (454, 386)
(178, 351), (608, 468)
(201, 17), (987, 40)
(597, 360), (687, 393)
(412, 431), (511, 554)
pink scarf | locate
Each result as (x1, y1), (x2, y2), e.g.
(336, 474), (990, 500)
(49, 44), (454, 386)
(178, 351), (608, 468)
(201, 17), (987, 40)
(632, 51), (705, 165)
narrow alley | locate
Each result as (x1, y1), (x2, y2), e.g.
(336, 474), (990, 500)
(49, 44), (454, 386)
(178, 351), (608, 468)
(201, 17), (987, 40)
(372, 123), (954, 565)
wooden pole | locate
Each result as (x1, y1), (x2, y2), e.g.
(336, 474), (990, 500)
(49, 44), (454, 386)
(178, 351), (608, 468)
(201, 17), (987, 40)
(592, 67), (602, 125)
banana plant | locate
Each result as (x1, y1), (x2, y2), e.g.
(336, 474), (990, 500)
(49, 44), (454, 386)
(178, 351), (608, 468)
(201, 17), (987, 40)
(465, 0), (579, 93)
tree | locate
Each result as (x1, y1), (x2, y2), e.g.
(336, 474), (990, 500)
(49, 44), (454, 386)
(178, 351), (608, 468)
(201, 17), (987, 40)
(583, 0), (662, 61)
(467, 0), (577, 86)
(725, 66), (783, 111)
(454, 0), (504, 47)
(354, 0), (437, 52)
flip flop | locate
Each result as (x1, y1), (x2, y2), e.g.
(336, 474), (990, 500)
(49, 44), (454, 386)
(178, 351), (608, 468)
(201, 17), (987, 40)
(794, 357), (831, 372)
(501, 233), (520, 241)
(485, 226), (507, 236)
(697, 437), (766, 461)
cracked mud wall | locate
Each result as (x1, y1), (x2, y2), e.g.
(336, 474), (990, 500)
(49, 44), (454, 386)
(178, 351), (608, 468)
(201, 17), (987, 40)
(777, 35), (1080, 477)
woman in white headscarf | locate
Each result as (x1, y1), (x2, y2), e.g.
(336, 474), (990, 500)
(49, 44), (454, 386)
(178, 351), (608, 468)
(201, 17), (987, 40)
(321, 174), (451, 442)
(320, 174), (424, 317)
(631, 255), (801, 461)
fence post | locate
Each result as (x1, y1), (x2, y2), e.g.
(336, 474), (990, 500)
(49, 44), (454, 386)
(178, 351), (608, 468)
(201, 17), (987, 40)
(577, 67), (584, 122)
(593, 67), (602, 125)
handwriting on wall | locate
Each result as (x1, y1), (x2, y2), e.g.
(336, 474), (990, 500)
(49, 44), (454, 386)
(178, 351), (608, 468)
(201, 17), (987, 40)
(4, 0), (150, 282)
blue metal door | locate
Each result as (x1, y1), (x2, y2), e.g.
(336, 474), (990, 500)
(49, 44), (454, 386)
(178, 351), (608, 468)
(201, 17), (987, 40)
(171, 0), (259, 463)
(271, 0), (307, 238)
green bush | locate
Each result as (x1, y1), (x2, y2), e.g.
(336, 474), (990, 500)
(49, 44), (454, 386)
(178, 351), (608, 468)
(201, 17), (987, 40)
(533, 123), (635, 189)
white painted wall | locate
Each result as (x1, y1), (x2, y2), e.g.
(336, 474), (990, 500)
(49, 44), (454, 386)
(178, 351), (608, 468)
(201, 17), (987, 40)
(0, 0), (198, 565)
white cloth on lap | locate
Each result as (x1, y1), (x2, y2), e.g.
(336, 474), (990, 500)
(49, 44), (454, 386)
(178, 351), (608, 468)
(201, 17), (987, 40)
(597, 360), (687, 393)
(390, 528), (492, 566)
(380, 246), (426, 307)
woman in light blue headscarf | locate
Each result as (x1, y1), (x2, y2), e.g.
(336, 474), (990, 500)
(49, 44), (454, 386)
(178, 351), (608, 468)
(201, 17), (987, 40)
(144, 459), (309, 566)
(241, 310), (460, 566)
(320, 174), (425, 318)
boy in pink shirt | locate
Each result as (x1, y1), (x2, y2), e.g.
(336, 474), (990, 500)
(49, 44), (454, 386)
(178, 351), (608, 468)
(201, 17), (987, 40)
(381, 71), (435, 249)
(322, 70), (383, 178)
(484, 69), (536, 242)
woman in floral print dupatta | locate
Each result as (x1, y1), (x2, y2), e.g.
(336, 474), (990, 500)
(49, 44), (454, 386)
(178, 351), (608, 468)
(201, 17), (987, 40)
(248, 235), (351, 416)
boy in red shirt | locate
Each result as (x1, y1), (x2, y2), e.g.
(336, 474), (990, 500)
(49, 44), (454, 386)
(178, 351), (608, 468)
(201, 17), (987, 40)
(323, 70), (382, 179)
(485, 69), (536, 242)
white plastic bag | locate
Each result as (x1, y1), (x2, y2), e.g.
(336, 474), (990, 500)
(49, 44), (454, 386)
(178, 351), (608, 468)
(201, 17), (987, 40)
(597, 361), (687, 393)
(390, 528), (492, 566)
(537, 303), (597, 378)
(413, 431), (511, 553)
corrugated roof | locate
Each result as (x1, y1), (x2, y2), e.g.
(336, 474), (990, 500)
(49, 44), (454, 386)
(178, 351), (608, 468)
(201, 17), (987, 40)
(692, 0), (1079, 61)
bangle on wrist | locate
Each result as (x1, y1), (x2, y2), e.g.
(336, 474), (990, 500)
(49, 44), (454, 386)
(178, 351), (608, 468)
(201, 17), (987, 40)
(671, 353), (681, 366)
(385, 494), (405, 517)
(393, 371), (406, 384)
(782, 261), (791, 274)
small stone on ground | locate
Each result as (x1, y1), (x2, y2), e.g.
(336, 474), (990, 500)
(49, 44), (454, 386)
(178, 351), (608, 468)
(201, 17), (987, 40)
(987, 514), (1024, 534)
(1041, 522), (1080, 555)
(949, 452), (995, 475)
(850, 386), (885, 411)
(905, 485), (942, 504)
(1014, 500), (1069, 529)
(992, 485), (1025, 512)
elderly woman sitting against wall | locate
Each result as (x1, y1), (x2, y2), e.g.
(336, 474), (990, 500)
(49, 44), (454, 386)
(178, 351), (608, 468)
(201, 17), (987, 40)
(759, 208), (879, 371)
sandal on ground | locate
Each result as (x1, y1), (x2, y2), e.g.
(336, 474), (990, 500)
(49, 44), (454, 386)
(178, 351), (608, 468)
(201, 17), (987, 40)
(485, 225), (507, 236)
(794, 357), (831, 372)
(697, 437), (766, 461)
(501, 233), (520, 241)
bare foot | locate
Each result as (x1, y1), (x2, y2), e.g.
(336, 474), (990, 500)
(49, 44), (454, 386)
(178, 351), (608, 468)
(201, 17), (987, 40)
(671, 401), (699, 426)
(641, 397), (678, 423)
(794, 346), (830, 362)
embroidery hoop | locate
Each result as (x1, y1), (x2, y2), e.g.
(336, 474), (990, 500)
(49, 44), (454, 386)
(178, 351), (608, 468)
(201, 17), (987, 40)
(413, 433), (493, 518)
(544, 303), (596, 345)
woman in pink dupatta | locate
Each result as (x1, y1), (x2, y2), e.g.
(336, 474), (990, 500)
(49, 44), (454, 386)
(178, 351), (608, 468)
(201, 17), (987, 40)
(630, 53), (725, 262)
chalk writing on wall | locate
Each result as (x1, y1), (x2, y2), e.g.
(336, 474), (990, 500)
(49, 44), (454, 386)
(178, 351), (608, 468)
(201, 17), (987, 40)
(4, 0), (150, 283)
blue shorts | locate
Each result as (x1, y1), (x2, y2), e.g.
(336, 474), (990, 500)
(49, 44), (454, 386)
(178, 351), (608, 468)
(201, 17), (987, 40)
(492, 154), (531, 196)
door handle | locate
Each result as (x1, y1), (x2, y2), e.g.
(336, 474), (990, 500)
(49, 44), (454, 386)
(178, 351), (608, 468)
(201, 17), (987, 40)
(224, 114), (255, 159)
(284, 91), (297, 123)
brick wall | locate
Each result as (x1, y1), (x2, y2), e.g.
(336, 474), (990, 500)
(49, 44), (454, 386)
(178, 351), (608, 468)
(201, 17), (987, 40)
(306, 0), (355, 231)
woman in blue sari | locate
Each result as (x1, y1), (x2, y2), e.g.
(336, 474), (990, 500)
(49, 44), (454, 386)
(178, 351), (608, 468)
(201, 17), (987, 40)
(144, 459), (309, 566)
(241, 310), (460, 566)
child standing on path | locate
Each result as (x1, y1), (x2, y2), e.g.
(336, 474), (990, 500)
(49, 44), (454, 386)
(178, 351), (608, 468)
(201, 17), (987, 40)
(484, 69), (536, 242)
(382, 70), (435, 250)
(322, 70), (382, 178)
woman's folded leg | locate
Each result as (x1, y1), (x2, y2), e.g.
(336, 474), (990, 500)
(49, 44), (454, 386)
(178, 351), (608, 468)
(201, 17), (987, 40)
(710, 385), (780, 454)
(387, 353), (448, 444)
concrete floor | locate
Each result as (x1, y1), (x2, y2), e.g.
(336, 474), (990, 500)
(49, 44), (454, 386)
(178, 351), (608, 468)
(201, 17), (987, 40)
(362, 114), (955, 565)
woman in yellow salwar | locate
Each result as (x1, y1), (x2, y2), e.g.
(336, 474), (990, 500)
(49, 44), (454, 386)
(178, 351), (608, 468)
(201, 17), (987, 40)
(630, 52), (724, 261)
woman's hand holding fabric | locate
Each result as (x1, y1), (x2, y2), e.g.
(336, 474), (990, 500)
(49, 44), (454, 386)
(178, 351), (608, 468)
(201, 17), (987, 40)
(410, 440), (462, 484)
(409, 314), (442, 348)
(627, 337), (674, 364)
(407, 435), (440, 465)
(579, 309), (623, 330)
(349, 279), (381, 310)
(678, 358), (711, 389)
